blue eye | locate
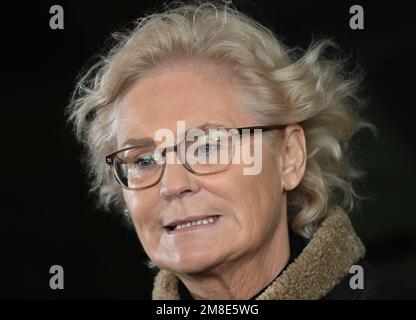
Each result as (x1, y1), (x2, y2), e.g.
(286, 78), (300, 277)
(198, 143), (218, 155)
(135, 155), (156, 168)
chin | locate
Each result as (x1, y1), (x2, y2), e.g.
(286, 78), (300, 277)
(161, 252), (222, 275)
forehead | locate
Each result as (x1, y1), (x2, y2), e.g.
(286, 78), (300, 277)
(116, 67), (255, 145)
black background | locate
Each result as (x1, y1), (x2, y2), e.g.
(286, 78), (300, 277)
(1, 0), (415, 299)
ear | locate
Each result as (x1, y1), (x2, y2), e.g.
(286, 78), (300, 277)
(280, 124), (307, 191)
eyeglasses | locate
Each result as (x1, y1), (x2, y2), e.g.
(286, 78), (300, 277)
(105, 124), (286, 190)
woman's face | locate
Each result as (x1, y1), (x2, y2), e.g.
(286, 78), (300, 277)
(116, 65), (286, 275)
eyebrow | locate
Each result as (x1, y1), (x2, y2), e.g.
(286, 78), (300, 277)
(119, 122), (228, 148)
(120, 137), (155, 149)
(197, 122), (227, 130)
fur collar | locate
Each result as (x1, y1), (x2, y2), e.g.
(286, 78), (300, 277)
(152, 208), (366, 299)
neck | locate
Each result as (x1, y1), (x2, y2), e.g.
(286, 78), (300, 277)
(177, 211), (290, 300)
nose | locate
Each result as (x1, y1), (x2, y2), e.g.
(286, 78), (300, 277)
(159, 162), (200, 200)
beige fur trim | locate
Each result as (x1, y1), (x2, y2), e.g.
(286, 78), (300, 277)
(152, 268), (180, 300)
(152, 208), (366, 300)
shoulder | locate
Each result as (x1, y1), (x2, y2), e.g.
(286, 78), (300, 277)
(323, 259), (416, 300)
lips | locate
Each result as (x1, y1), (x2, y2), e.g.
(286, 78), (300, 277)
(164, 214), (220, 231)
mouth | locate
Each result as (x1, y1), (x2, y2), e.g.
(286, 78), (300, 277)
(164, 215), (221, 234)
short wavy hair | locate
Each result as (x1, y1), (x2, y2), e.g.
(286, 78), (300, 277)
(67, 0), (376, 238)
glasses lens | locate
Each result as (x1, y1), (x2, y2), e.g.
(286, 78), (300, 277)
(113, 147), (162, 189)
(185, 129), (235, 174)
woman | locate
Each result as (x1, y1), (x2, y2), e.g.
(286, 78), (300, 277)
(67, 1), (412, 299)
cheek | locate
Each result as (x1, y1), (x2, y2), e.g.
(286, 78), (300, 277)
(123, 189), (142, 215)
(122, 189), (161, 240)
(225, 162), (282, 241)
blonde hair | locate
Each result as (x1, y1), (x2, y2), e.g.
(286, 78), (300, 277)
(67, 0), (376, 239)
